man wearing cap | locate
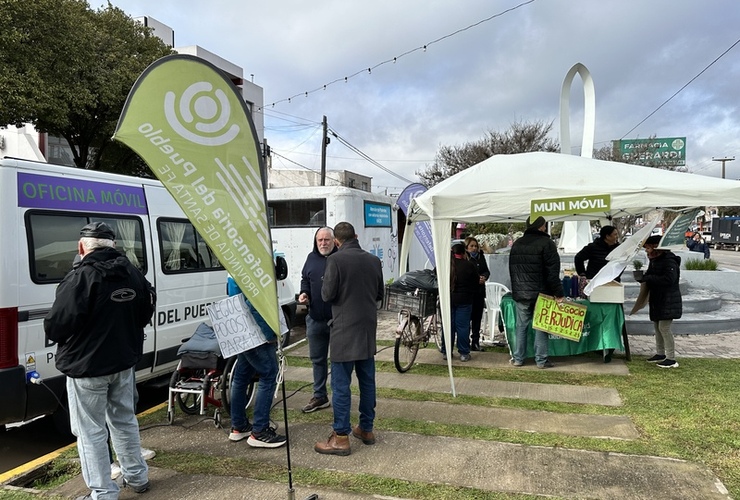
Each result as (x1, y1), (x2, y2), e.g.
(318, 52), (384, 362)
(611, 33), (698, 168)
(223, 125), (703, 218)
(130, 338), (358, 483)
(508, 216), (564, 368)
(45, 222), (156, 499)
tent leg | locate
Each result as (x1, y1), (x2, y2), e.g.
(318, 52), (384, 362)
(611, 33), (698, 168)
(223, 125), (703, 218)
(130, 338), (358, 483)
(621, 323), (631, 361)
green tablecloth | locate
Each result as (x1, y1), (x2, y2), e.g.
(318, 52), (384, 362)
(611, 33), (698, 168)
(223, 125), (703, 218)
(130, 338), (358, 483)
(500, 294), (624, 358)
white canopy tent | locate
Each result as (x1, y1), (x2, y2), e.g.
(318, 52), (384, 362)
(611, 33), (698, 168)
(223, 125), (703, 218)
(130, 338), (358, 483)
(400, 151), (740, 395)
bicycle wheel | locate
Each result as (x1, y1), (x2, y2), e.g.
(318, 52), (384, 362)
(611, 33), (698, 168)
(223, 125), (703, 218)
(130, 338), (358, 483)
(394, 315), (421, 372)
(220, 356), (257, 415)
(432, 305), (445, 352)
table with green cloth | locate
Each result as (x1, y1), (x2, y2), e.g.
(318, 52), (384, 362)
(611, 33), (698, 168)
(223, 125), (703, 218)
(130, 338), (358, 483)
(499, 293), (625, 359)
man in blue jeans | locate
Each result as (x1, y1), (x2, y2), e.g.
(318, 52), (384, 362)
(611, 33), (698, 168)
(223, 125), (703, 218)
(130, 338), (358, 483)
(298, 227), (337, 413)
(44, 222), (155, 499)
(314, 222), (384, 456)
(227, 276), (286, 448)
(508, 216), (564, 369)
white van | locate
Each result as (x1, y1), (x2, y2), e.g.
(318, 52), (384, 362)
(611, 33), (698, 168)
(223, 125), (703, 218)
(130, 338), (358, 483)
(0, 157), (295, 428)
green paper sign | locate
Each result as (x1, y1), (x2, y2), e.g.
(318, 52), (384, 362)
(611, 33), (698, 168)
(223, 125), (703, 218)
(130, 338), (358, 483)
(113, 55), (279, 334)
(532, 294), (587, 342)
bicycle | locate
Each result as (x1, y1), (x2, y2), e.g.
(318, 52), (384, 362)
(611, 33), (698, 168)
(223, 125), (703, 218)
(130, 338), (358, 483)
(384, 287), (441, 373)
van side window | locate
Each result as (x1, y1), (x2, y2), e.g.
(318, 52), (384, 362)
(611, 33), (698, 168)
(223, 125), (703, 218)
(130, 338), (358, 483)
(27, 212), (147, 283)
(268, 199), (327, 227)
(159, 219), (223, 273)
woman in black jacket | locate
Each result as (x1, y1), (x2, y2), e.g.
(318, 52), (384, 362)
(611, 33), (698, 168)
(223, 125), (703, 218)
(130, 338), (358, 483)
(640, 235), (682, 369)
(464, 237), (490, 350)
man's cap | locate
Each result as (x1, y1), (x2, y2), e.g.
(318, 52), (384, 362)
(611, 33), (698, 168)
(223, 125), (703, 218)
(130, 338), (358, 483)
(80, 222), (115, 240)
(526, 215), (547, 230)
(644, 235), (662, 246)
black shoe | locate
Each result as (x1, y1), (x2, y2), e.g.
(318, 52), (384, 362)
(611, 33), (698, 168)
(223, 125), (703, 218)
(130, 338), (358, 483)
(302, 396), (330, 413)
(248, 427), (287, 448)
(470, 342), (481, 351)
(229, 423), (253, 442)
(537, 360), (555, 369)
(657, 358), (679, 368)
(647, 354), (666, 363)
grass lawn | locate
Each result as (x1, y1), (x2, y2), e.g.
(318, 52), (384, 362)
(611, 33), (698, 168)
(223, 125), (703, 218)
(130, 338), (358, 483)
(15, 347), (740, 500)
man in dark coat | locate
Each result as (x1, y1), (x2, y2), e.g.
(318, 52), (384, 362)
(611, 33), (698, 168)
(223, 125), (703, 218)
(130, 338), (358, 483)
(298, 227), (337, 413)
(686, 232), (711, 259)
(640, 235), (682, 368)
(315, 222), (384, 456)
(44, 222), (155, 498)
(508, 216), (564, 368)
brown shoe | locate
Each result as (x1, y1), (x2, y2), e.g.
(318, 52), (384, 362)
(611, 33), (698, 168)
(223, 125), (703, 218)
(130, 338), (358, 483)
(351, 425), (376, 445)
(314, 431), (351, 456)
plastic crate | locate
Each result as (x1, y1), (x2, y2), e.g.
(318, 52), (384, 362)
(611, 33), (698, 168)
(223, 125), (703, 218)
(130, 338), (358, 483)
(384, 287), (437, 317)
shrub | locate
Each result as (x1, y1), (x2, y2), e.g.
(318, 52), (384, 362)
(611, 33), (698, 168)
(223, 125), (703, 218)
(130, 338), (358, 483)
(684, 258), (719, 271)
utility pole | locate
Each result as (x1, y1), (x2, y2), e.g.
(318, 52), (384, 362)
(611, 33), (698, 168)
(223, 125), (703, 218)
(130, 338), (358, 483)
(320, 115), (328, 186)
(712, 156), (735, 179)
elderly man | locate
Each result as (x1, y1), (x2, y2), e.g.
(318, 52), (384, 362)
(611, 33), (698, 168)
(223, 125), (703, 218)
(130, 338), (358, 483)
(45, 222), (155, 499)
(297, 227), (337, 413)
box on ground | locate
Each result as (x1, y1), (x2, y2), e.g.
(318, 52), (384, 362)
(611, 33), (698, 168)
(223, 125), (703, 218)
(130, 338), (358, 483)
(588, 281), (624, 303)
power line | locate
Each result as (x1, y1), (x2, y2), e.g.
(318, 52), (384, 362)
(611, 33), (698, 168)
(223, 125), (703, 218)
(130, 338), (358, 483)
(257, 0), (536, 111)
(621, 37), (740, 139)
(328, 128), (416, 185)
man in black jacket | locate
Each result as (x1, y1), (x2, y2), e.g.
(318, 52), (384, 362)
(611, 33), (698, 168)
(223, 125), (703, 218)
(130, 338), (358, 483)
(298, 227), (337, 413)
(44, 222), (155, 499)
(508, 216), (563, 368)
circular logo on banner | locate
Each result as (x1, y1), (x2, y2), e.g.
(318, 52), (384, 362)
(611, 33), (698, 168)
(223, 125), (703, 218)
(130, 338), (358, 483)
(164, 82), (240, 146)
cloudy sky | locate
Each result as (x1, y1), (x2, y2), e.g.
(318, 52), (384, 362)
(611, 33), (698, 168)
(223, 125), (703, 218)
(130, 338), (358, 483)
(108, 0), (740, 193)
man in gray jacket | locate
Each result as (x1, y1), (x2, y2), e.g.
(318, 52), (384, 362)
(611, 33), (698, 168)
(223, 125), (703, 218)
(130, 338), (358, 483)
(508, 216), (564, 369)
(314, 222), (384, 456)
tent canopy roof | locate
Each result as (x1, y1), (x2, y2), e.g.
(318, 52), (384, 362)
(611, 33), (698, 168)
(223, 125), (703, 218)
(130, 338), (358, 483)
(408, 152), (740, 224)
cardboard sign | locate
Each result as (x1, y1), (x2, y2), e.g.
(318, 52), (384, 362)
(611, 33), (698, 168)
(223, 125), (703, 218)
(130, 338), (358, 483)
(532, 294), (587, 342)
(207, 295), (288, 358)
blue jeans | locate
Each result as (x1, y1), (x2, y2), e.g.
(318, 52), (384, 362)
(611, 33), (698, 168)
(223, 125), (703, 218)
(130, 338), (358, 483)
(230, 342), (278, 433)
(67, 367), (147, 500)
(513, 299), (549, 365)
(305, 315), (330, 399)
(451, 303), (472, 355)
(330, 357), (376, 435)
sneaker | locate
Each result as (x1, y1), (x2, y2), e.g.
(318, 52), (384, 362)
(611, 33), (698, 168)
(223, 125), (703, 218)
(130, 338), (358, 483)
(123, 479), (150, 494)
(140, 448), (156, 461)
(229, 423), (253, 442)
(537, 360), (555, 369)
(247, 427), (287, 448)
(302, 396), (330, 413)
(459, 354), (471, 362)
(509, 358), (524, 367)
(657, 358), (679, 368)
(110, 463), (122, 480)
(470, 342), (481, 352)
(646, 354), (666, 363)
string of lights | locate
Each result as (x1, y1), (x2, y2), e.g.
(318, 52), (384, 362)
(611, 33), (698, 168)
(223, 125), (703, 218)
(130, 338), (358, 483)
(256, 0), (536, 111)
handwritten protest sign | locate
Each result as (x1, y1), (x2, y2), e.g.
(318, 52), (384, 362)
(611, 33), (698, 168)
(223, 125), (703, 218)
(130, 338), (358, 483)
(532, 294), (587, 342)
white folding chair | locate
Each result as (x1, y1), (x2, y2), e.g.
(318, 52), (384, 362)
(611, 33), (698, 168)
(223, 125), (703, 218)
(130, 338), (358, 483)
(480, 282), (510, 346)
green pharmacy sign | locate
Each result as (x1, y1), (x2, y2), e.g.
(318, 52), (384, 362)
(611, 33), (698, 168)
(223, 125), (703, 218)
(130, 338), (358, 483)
(531, 194), (611, 218)
(618, 137), (686, 167)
